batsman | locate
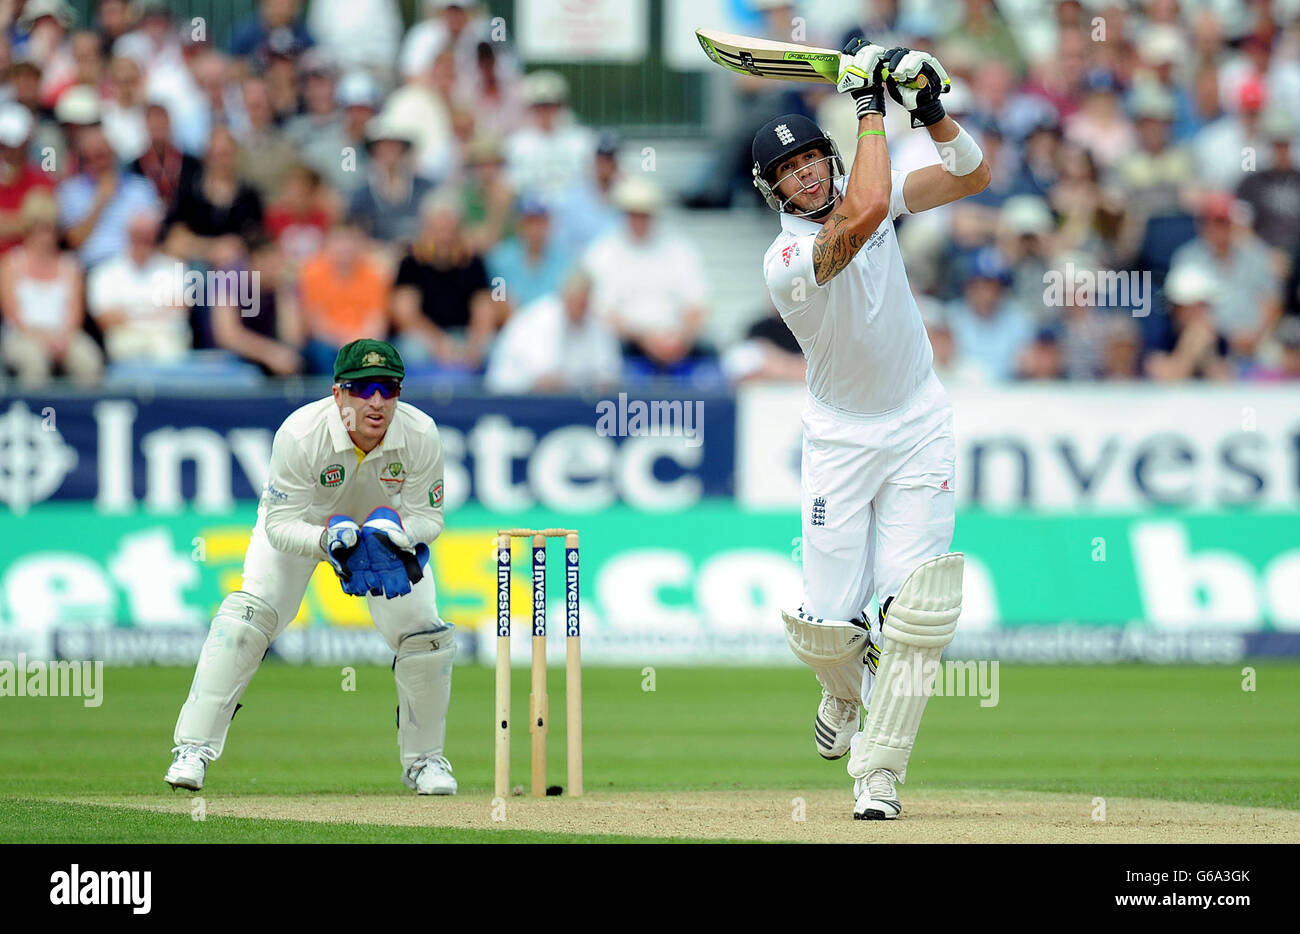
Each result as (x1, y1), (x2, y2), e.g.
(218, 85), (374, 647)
(164, 339), (458, 795)
(756, 42), (989, 818)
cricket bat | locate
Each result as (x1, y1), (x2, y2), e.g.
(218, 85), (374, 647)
(695, 28), (931, 89)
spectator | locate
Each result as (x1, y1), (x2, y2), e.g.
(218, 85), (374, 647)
(210, 238), (304, 377)
(1099, 315), (1142, 380)
(0, 102), (55, 256)
(1194, 77), (1267, 192)
(1144, 264), (1232, 381)
(348, 116), (432, 247)
(391, 192), (496, 369)
(946, 247), (1034, 381)
(283, 50), (343, 161)
(1114, 82), (1194, 222)
(1016, 326), (1066, 380)
(486, 196), (570, 314)
(1247, 316), (1300, 381)
(1169, 192), (1282, 359)
(1132, 25), (1199, 143)
(997, 194), (1058, 321)
(1052, 254), (1110, 380)
(57, 124), (160, 268)
(1063, 69), (1136, 174)
(464, 39), (525, 140)
(229, 0), (314, 65)
(401, 0), (519, 92)
(0, 189), (100, 386)
(164, 126), (264, 266)
(505, 70), (594, 201)
(721, 301), (806, 385)
(86, 207), (190, 363)
(93, 0), (133, 59)
(458, 133), (513, 253)
(381, 46), (455, 182)
(265, 163), (334, 268)
(1011, 113), (1063, 199)
(101, 54), (148, 162)
(485, 270), (622, 393)
(306, 0), (401, 82)
(314, 69), (381, 198)
(234, 77), (296, 202)
(8, 55), (63, 165)
(20, 0), (76, 106)
(922, 300), (987, 389)
(128, 101), (201, 216)
(584, 178), (710, 375)
(50, 83), (100, 176)
(297, 221), (390, 373)
(1236, 107), (1300, 257)
(552, 130), (622, 256)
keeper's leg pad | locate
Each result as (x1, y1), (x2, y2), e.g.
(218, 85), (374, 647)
(174, 592), (278, 757)
(782, 607), (872, 700)
(393, 624), (457, 769)
(847, 553), (963, 783)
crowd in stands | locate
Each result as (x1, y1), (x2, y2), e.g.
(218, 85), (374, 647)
(0, 0), (1298, 393)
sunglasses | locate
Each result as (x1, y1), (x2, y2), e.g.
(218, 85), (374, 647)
(338, 379), (401, 399)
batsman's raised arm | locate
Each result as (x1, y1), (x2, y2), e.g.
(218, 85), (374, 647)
(811, 41), (895, 286)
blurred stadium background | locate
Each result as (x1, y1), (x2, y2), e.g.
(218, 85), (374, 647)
(2, 0), (1299, 673)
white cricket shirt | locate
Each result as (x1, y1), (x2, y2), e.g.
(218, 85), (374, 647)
(258, 397), (446, 559)
(763, 170), (934, 415)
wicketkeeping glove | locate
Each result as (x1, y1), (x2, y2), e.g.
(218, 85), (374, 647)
(360, 507), (431, 599)
(884, 48), (952, 127)
(321, 515), (372, 597)
(836, 38), (891, 118)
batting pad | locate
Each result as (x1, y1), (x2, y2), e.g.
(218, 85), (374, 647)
(394, 626), (457, 769)
(782, 608), (871, 700)
(847, 553), (963, 782)
(174, 592), (278, 757)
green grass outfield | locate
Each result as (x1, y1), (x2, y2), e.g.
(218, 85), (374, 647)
(1, 663), (1297, 842)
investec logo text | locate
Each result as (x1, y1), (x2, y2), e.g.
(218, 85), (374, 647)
(50, 865), (151, 914)
(532, 545), (546, 636)
(566, 548), (580, 637)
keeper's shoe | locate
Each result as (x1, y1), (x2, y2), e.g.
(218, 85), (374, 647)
(815, 690), (860, 760)
(853, 768), (902, 820)
(164, 743), (215, 791)
(402, 755), (458, 795)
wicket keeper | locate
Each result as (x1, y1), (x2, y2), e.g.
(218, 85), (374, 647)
(755, 43), (988, 818)
(164, 339), (458, 794)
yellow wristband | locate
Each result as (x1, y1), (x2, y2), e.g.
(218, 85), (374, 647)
(858, 129), (886, 138)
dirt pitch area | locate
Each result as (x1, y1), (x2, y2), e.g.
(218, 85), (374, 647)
(79, 789), (1300, 843)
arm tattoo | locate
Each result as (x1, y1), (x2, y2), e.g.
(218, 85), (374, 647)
(812, 213), (867, 285)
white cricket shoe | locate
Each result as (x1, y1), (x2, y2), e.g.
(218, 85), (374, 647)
(853, 768), (902, 820)
(402, 755), (458, 795)
(815, 690), (860, 760)
(164, 744), (215, 791)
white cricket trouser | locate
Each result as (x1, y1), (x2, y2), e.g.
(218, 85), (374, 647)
(800, 369), (956, 638)
(174, 521), (445, 755)
(239, 522), (443, 649)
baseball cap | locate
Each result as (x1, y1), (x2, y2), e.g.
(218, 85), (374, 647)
(518, 194), (549, 217)
(523, 71), (568, 106)
(53, 85), (101, 126)
(967, 246), (1012, 285)
(20, 0), (74, 28)
(0, 103), (34, 148)
(1165, 265), (1216, 305)
(337, 70), (381, 109)
(1001, 195), (1054, 235)
(1130, 81), (1176, 121)
(612, 176), (662, 214)
(595, 129), (620, 157)
(334, 339), (405, 381)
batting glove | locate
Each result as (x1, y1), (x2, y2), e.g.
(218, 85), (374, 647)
(321, 516), (371, 596)
(884, 48), (951, 127)
(361, 507), (431, 599)
(836, 38), (890, 118)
